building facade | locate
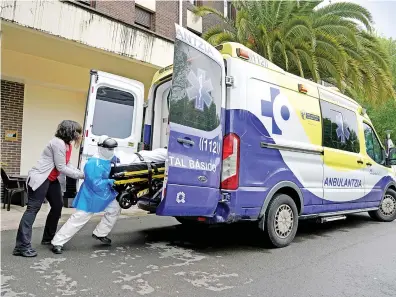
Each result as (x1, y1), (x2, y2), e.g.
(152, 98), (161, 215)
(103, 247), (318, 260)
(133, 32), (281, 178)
(1, 0), (232, 175)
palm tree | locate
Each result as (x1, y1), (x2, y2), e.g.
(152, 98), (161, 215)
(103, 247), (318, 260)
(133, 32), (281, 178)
(378, 37), (396, 89)
(193, 0), (395, 103)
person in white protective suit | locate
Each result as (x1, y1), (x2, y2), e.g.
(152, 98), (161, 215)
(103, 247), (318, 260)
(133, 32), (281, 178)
(51, 136), (167, 254)
(51, 135), (120, 254)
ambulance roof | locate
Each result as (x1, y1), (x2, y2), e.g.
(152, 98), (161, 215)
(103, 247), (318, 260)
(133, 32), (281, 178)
(151, 42), (362, 112)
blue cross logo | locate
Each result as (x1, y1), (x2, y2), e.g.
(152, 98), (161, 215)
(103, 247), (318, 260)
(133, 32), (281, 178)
(336, 113), (350, 143)
(186, 69), (214, 111)
(261, 87), (290, 135)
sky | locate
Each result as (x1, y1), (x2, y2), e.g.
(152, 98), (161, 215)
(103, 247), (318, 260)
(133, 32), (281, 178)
(320, 0), (396, 39)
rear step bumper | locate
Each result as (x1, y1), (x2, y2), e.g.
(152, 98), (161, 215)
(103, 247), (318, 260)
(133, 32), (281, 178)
(156, 184), (222, 217)
(137, 197), (159, 213)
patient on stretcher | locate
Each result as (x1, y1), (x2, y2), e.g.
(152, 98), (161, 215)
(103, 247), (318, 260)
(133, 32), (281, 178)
(110, 148), (167, 209)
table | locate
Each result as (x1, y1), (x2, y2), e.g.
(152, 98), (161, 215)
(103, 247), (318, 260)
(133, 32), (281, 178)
(9, 175), (27, 180)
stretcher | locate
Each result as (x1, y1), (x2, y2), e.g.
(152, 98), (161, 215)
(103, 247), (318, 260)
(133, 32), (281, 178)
(110, 161), (165, 210)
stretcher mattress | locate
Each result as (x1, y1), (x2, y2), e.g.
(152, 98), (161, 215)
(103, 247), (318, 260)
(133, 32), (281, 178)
(110, 161), (165, 178)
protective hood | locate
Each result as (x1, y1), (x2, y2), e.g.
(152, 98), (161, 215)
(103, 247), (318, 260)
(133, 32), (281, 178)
(95, 135), (118, 161)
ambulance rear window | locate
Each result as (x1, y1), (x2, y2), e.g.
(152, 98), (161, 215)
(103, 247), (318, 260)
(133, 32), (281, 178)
(92, 86), (135, 139)
(168, 40), (222, 132)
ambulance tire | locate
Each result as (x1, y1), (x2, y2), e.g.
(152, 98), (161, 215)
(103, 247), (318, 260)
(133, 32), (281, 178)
(368, 189), (396, 222)
(261, 193), (298, 248)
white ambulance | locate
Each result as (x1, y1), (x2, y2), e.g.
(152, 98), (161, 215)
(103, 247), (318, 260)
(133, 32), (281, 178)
(78, 25), (396, 248)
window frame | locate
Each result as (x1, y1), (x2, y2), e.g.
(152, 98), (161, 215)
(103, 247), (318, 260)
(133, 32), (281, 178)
(362, 122), (386, 165)
(320, 100), (360, 154)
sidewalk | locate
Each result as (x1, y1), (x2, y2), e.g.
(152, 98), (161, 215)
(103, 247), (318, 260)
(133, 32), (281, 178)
(0, 203), (148, 231)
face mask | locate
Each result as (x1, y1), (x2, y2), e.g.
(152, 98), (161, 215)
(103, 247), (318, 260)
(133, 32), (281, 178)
(98, 147), (115, 161)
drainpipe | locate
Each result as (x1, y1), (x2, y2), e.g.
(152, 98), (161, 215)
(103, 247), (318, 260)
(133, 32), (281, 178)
(179, 0), (183, 25)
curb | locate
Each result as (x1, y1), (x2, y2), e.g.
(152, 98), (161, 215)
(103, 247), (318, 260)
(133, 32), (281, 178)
(0, 209), (150, 232)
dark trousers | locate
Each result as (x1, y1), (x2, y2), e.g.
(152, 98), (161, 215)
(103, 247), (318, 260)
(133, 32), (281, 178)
(15, 179), (63, 250)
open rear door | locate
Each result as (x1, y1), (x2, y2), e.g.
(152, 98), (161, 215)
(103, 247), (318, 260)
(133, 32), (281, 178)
(157, 25), (226, 217)
(79, 71), (144, 170)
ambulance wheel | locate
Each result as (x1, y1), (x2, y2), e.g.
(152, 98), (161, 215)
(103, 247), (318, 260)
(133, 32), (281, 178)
(260, 193), (298, 248)
(368, 189), (396, 222)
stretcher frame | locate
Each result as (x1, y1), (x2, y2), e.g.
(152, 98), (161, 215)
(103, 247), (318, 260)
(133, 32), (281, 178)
(111, 162), (165, 209)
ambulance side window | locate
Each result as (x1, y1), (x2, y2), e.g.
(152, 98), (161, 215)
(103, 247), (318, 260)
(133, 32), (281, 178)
(320, 100), (360, 153)
(363, 123), (384, 164)
(92, 86), (135, 139)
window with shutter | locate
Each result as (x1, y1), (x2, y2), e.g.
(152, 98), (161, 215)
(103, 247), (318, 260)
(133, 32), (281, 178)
(135, 6), (153, 29)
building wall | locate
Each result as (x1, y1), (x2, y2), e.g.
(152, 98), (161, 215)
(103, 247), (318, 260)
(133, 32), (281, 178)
(155, 1), (180, 39)
(1, 80), (25, 175)
(0, 0), (229, 176)
(91, 0), (226, 40)
(183, 1), (226, 37)
(20, 84), (86, 175)
(1, 22), (161, 175)
(95, 0), (136, 25)
(202, 1), (226, 33)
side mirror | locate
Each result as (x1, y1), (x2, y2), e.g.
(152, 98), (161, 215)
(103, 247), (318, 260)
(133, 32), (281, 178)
(388, 147), (396, 166)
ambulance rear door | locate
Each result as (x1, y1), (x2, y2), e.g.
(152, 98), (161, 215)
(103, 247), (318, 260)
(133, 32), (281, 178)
(79, 71), (144, 169)
(157, 25), (226, 217)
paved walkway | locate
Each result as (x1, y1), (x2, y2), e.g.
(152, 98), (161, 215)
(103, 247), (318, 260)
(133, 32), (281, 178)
(0, 203), (148, 231)
(2, 214), (395, 297)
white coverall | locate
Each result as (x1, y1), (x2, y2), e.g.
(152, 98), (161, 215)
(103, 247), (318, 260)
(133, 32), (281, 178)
(51, 146), (167, 247)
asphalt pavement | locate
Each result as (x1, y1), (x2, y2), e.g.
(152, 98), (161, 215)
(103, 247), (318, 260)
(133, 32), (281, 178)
(1, 213), (395, 297)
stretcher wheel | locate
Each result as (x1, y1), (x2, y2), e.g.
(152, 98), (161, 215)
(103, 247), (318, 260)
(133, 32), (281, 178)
(117, 192), (135, 209)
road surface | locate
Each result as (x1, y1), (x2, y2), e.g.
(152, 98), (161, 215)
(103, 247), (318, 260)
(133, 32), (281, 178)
(1, 213), (395, 297)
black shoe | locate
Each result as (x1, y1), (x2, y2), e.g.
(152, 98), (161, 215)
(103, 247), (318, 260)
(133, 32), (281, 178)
(92, 234), (112, 245)
(51, 245), (63, 254)
(13, 248), (37, 257)
(41, 240), (52, 245)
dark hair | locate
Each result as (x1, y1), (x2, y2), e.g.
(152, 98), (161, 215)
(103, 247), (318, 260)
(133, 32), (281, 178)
(55, 120), (83, 144)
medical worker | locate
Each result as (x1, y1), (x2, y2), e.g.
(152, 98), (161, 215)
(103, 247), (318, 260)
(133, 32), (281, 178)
(51, 135), (120, 254)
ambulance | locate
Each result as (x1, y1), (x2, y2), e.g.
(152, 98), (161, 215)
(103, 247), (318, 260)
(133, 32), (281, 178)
(79, 25), (396, 248)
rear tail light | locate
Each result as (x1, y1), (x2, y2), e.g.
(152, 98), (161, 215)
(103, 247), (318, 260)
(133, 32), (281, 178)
(221, 133), (240, 190)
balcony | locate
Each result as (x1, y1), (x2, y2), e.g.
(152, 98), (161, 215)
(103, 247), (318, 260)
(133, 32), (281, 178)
(0, 0), (174, 68)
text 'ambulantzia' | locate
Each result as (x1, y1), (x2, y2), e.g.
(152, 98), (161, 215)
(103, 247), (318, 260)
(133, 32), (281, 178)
(324, 177), (363, 188)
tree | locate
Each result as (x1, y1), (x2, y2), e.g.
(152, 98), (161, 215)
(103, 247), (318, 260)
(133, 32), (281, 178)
(193, 0), (395, 103)
(364, 97), (396, 145)
(361, 37), (396, 144)
(377, 37), (396, 89)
